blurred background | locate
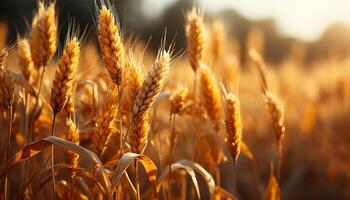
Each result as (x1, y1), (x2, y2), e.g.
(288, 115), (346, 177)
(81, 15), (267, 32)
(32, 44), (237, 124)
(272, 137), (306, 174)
(1, 0), (350, 64)
(1, 1), (350, 200)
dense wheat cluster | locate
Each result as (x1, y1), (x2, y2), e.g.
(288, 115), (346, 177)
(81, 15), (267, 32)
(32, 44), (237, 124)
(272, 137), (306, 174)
(0, 1), (350, 200)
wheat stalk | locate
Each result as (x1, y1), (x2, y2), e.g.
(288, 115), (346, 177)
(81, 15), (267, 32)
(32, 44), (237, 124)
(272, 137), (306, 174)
(98, 5), (125, 85)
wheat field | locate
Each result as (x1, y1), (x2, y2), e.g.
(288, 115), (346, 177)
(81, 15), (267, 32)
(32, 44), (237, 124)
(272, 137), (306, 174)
(0, 1), (349, 200)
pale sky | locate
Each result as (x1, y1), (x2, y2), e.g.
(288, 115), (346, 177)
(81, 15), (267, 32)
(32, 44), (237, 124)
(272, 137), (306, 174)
(142, 0), (350, 41)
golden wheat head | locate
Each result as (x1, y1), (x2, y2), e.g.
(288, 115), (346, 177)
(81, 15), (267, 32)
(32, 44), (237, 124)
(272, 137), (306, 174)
(30, 1), (57, 68)
(186, 7), (205, 72)
(199, 64), (222, 130)
(0, 70), (15, 109)
(132, 50), (171, 121)
(93, 89), (119, 156)
(265, 92), (285, 142)
(170, 85), (189, 114)
(0, 49), (8, 71)
(17, 38), (34, 82)
(98, 5), (125, 85)
(50, 37), (80, 114)
(224, 93), (242, 164)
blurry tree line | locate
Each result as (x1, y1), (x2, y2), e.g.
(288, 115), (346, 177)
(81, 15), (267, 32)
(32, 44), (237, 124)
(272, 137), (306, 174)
(1, 0), (350, 65)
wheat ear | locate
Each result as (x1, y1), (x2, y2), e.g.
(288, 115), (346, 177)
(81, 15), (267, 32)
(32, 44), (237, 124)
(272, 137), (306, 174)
(0, 49), (8, 71)
(98, 5), (125, 85)
(186, 7), (205, 72)
(132, 51), (171, 121)
(50, 37), (80, 114)
(30, 1), (57, 68)
(129, 51), (171, 154)
(93, 88), (119, 156)
(125, 53), (144, 120)
(224, 93), (242, 164)
(170, 85), (189, 115)
(17, 38), (34, 82)
(199, 64), (222, 130)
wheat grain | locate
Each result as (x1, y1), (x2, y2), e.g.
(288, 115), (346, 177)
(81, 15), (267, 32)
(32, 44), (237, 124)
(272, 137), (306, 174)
(199, 64), (222, 130)
(265, 92), (285, 142)
(224, 93), (242, 164)
(98, 5), (125, 85)
(30, 1), (57, 68)
(186, 7), (205, 72)
(50, 37), (80, 114)
(170, 85), (189, 114)
(132, 51), (171, 121)
(210, 21), (225, 64)
(65, 119), (80, 168)
(129, 112), (150, 154)
(125, 53), (144, 118)
(17, 38), (34, 82)
(93, 88), (119, 156)
(0, 49), (8, 71)
(0, 70), (15, 110)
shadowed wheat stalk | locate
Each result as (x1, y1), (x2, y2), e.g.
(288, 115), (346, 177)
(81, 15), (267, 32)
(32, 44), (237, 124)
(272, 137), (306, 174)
(0, 68), (15, 200)
(28, 4), (57, 187)
(168, 85), (189, 199)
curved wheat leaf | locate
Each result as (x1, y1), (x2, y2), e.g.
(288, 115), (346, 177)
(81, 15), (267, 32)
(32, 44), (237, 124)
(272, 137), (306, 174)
(178, 159), (215, 200)
(0, 136), (110, 193)
(157, 162), (201, 199)
(110, 152), (157, 198)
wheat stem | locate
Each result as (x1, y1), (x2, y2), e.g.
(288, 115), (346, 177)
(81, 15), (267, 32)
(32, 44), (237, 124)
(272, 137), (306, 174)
(168, 114), (176, 200)
(29, 66), (46, 142)
(232, 164), (238, 198)
(135, 159), (141, 200)
(50, 113), (57, 200)
(117, 85), (123, 157)
(277, 140), (283, 181)
(4, 104), (13, 200)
